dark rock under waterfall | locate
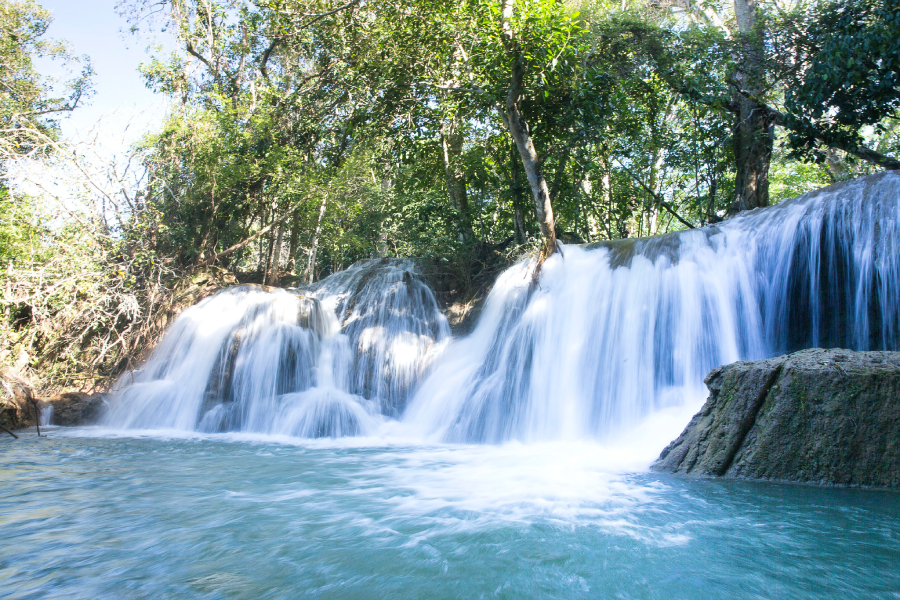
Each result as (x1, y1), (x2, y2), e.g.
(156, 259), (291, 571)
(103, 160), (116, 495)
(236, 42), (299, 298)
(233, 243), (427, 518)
(652, 348), (900, 488)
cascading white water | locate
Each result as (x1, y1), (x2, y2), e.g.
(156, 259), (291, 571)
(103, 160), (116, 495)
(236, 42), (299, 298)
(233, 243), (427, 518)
(403, 172), (900, 443)
(307, 259), (452, 417)
(102, 259), (450, 436)
(104, 172), (900, 443)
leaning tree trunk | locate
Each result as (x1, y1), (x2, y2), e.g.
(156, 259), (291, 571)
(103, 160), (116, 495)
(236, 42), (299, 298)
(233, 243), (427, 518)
(500, 0), (557, 255)
(729, 0), (774, 215)
(510, 141), (527, 244)
(501, 56), (557, 254)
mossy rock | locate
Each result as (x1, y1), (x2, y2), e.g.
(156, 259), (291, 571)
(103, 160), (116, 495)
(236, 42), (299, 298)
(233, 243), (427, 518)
(653, 348), (900, 489)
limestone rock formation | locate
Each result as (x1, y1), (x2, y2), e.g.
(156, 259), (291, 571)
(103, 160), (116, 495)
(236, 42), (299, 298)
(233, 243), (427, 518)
(1, 366), (107, 431)
(653, 348), (900, 488)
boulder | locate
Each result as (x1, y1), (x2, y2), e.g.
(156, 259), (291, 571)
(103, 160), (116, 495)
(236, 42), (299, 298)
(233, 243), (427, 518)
(1, 367), (107, 431)
(42, 392), (106, 427)
(652, 348), (900, 488)
(0, 369), (40, 430)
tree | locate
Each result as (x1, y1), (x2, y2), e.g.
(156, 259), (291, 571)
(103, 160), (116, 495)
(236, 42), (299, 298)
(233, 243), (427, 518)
(652, 0), (899, 218)
(729, 0), (773, 213)
(783, 0), (900, 170)
(0, 0), (92, 165)
(126, 0), (373, 281)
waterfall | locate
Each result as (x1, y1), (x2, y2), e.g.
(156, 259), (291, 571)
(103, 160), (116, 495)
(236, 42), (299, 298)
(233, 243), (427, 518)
(307, 259), (451, 417)
(403, 172), (900, 442)
(104, 172), (900, 443)
(103, 259), (450, 435)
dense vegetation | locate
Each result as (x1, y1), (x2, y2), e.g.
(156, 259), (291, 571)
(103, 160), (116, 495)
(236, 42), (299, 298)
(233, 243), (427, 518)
(1, 0), (899, 393)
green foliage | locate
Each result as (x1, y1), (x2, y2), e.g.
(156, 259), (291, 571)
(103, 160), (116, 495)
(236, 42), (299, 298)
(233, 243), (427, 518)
(0, 0), (92, 162)
(0, 190), (45, 264)
(0, 187), (178, 392)
(124, 0), (774, 283)
(769, 139), (833, 205)
(784, 0), (900, 162)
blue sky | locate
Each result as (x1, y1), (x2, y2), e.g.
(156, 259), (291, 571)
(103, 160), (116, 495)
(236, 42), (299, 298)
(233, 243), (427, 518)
(37, 0), (170, 145)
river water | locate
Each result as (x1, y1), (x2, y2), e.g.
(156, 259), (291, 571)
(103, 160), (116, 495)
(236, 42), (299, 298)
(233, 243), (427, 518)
(3, 428), (898, 599)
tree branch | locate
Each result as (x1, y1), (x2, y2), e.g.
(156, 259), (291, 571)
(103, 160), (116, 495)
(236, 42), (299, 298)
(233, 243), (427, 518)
(259, 38), (279, 83)
(614, 159), (696, 230)
(277, 0), (362, 30)
(198, 215), (290, 266)
(727, 79), (900, 170)
(185, 41), (216, 75)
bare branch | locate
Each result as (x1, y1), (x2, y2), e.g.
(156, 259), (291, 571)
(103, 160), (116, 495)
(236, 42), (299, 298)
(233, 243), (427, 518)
(614, 159), (696, 230)
(276, 0), (362, 29)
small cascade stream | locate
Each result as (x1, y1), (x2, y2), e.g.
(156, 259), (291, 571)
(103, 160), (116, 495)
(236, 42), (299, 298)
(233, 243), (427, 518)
(104, 172), (900, 443)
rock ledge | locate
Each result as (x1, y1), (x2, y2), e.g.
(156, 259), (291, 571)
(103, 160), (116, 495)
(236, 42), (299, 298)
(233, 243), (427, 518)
(652, 348), (900, 488)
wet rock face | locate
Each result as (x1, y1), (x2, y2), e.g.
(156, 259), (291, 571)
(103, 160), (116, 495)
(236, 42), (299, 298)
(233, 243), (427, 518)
(43, 393), (106, 427)
(653, 349), (900, 488)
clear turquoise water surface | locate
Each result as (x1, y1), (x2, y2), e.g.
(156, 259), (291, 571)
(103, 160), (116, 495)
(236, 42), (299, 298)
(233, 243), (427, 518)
(2, 428), (898, 599)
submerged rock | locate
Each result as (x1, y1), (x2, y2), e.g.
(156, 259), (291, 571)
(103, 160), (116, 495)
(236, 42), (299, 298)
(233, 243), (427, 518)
(653, 348), (900, 488)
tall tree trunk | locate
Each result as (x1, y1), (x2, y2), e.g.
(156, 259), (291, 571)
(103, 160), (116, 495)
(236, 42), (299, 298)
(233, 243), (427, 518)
(287, 208), (301, 275)
(580, 174), (600, 241)
(261, 194), (280, 283)
(602, 159), (613, 239)
(266, 223), (284, 286)
(441, 121), (472, 241)
(196, 172), (218, 265)
(706, 175), (719, 224)
(549, 140), (573, 207)
(263, 225), (276, 285)
(510, 142), (527, 244)
(377, 175), (392, 257)
(500, 1), (557, 255)
(729, 0), (774, 214)
(648, 148), (663, 236)
(306, 194), (328, 284)
(731, 100), (774, 213)
(647, 95), (676, 235)
(257, 202), (270, 273)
